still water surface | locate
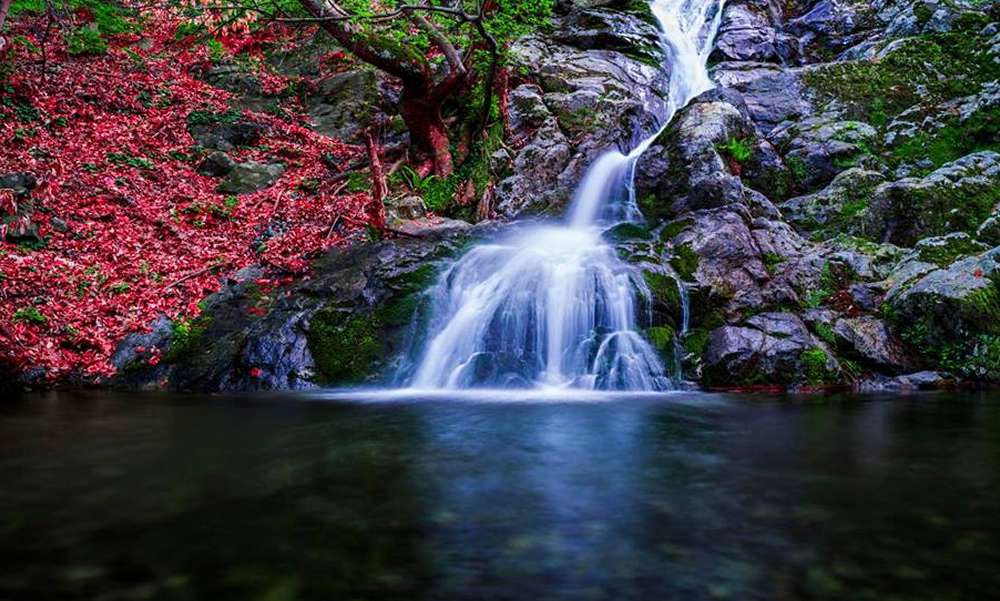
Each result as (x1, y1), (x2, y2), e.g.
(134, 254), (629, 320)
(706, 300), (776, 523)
(2, 390), (999, 600)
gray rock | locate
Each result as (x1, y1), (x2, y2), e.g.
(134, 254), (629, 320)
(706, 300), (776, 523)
(188, 118), (265, 152)
(216, 162), (286, 195)
(780, 168), (885, 233)
(866, 151), (1000, 246)
(711, 2), (780, 63)
(197, 151), (236, 177)
(833, 316), (911, 372)
(712, 62), (813, 133)
(0, 172), (38, 196)
(306, 69), (383, 141)
(386, 195), (427, 223)
(912, 232), (989, 266)
(703, 312), (839, 386)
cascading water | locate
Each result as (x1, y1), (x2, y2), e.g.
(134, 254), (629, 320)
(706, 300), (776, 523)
(407, 0), (725, 391)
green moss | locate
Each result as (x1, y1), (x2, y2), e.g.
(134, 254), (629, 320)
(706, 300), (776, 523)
(13, 306), (46, 324)
(718, 137), (753, 163)
(800, 347), (832, 385)
(762, 252), (786, 276)
(660, 218), (692, 241)
(813, 322), (837, 345)
(803, 32), (1000, 124)
(644, 271), (681, 312)
(164, 314), (212, 363)
(646, 325), (676, 354)
(66, 27), (107, 56)
(603, 222), (651, 242)
(307, 308), (383, 383)
(890, 106), (1000, 171)
(683, 328), (710, 358)
(670, 244), (699, 281)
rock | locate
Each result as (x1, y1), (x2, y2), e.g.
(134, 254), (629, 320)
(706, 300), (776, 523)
(912, 232), (989, 266)
(787, 0), (879, 60)
(114, 226), (484, 391)
(865, 151), (1000, 246)
(832, 316), (911, 372)
(771, 118), (879, 192)
(0, 172), (38, 196)
(188, 118), (265, 152)
(889, 247), (1000, 349)
(855, 370), (953, 392)
(712, 62), (813, 133)
(637, 89), (758, 216)
(196, 151), (236, 177)
(49, 217), (70, 233)
(306, 69), (383, 142)
(702, 312), (839, 386)
(780, 168), (885, 234)
(495, 8), (672, 217)
(216, 162), (285, 194)
(386, 195), (427, 223)
(711, 2), (780, 63)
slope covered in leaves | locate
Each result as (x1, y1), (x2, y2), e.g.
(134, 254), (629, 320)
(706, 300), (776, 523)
(0, 8), (373, 382)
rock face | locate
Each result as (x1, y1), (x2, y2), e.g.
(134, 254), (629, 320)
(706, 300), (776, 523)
(703, 312), (839, 386)
(105, 0), (1000, 393)
(865, 152), (1000, 246)
(494, 5), (672, 217)
(115, 228), (483, 391)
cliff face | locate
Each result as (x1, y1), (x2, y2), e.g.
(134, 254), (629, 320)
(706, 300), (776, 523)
(105, 0), (1000, 391)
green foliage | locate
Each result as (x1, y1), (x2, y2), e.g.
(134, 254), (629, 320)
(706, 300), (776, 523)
(398, 166), (456, 213)
(165, 315), (212, 363)
(802, 262), (839, 308)
(646, 325), (676, 354)
(803, 31), (1000, 123)
(206, 38), (226, 62)
(67, 27), (108, 56)
(670, 244), (699, 281)
(718, 137), (753, 163)
(761, 252), (786, 276)
(13, 306), (46, 324)
(186, 108), (241, 127)
(800, 348), (832, 385)
(106, 151), (154, 170)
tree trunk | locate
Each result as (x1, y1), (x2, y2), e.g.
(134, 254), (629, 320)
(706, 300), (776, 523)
(364, 128), (387, 230)
(399, 85), (453, 177)
(0, 0), (14, 49)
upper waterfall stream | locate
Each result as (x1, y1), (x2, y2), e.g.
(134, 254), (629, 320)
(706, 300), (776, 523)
(407, 0), (725, 391)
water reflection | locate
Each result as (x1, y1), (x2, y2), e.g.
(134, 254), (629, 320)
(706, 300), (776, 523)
(1, 391), (999, 600)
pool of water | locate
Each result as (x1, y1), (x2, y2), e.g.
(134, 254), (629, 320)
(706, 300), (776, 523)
(2, 389), (999, 600)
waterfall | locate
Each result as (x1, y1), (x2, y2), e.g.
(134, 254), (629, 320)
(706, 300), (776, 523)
(406, 0), (725, 391)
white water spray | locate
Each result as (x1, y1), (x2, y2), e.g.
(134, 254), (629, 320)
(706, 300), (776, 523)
(406, 0), (725, 391)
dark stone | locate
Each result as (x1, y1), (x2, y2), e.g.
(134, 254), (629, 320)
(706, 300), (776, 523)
(197, 151), (237, 177)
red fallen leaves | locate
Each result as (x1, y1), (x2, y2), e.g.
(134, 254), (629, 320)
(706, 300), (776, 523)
(0, 8), (376, 382)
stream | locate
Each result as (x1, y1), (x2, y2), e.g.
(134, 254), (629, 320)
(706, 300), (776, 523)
(2, 390), (999, 600)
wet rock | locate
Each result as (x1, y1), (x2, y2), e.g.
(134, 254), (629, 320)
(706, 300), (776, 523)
(854, 370), (953, 392)
(49, 217), (70, 233)
(196, 151), (236, 177)
(115, 226), (485, 391)
(216, 162), (285, 195)
(711, 2), (780, 63)
(780, 168), (886, 234)
(702, 312), (839, 386)
(712, 63), (813, 133)
(832, 316), (911, 372)
(865, 151), (1000, 246)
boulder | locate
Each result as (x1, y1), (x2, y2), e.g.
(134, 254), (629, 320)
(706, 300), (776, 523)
(196, 151), (236, 177)
(306, 69), (384, 142)
(780, 168), (885, 234)
(832, 316), (911, 372)
(712, 63), (813, 133)
(702, 312), (839, 386)
(710, 2), (780, 63)
(865, 151), (1000, 246)
(216, 162), (286, 194)
(188, 118), (266, 152)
